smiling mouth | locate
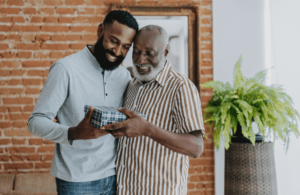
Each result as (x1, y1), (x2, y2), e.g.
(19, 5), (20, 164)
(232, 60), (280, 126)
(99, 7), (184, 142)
(106, 52), (117, 62)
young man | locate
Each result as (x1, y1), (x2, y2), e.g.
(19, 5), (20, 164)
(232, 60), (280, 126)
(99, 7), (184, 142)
(102, 25), (205, 194)
(28, 11), (138, 195)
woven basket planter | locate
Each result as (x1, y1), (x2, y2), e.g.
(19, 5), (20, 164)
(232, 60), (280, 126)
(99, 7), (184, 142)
(225, 142), (278, 195)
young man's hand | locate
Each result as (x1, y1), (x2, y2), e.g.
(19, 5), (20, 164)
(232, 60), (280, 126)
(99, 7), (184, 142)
(68, 106), (109, 140)
(102, 108), (151, 138)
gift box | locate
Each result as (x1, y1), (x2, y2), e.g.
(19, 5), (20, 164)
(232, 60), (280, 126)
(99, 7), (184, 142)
(84, 105), (146, 128)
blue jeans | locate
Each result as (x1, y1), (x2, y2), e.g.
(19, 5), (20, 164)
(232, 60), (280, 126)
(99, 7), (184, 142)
(56, 175), (116, 195)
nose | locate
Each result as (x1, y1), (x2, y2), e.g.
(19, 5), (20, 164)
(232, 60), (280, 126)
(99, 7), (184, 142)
(137, 54), (147, 65)
(114, 45), (122, 57)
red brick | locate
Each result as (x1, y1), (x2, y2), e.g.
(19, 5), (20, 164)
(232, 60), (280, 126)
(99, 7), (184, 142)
(0, 43), (9, 49)
(0, 34), (5, 40)
(89, 16), (104, 23)
(0, 138), (11, 145)
(13, 122), (27, 128)
(77, 8), (94, 14)
(200, 78), (213, 84)
(81, 34), (97, 41)
(71, 26), (97, 32)
(21, 34), (35, 42)
(201, 44), (212, 50)
(0, 106), (7, 112)
(201, 53), (212, 59)
(202, 60), (212, 67)
(10, 25), (40, 32)
(7, 79), (22, 85)
(201, 27), (212, 33)
(0, 155), (10, 161)
(4, 130), (32, 137)
(13, 16), (25, 23)
(103, 0), (121, 5)
(12, 138), (26, 144)
(36, 34), (51, 42)
(44, 70), (49, 77)
(56, 8), (75, 14)
(23, 105), (35, 112)
(58, 17), (73, 23)
(42, 154), (53, 161)
(0, 88), (23, 95)
(27, 154), (40, 161)
(4, 163), (34, 169)
(188, 183), (195, 190)
(27, 70), (43, 76)
(0, 8), (21, 14)
(11, 155), (26, 161)
(1, 52), (16, 58)
(0, 17), (12, 22)
(31, 16), (43, 23)
(73, 16), (89, 23)
(22, 61), (51, 67)
(44, 0), (63, 5)
(22, 78), (42, 86)
(23, 8), (37, 14)
(65, 0), (84, 5)
(201, 18), (211, 25)
(5, 35), (19, 42)
(0, 70), (10, 76)
(0, 148), (3, 153)
(37, 146), (55, 153)
(70, 43), (85, 50)
(7, 147), (35, 153)
(34, 52), (50, 58)
(25, 88), (41, 95)
(41, 26), (69, 32)
(39, 8), (55, 14)
(96, 7), (109, 15)
(201, 68), (213, 75)
(7, 0), (24, 5)
(86, 0), (102, 5)
(201, 8), (212, 15)
(17, 43), (39, 50)
(29, 138), (43, 145)
(44, 17), (58, 23)
(44, 140), (55, 145)
(35, 162), (51, 169)
(6, 113), (31, 120)
(3, 98), (32, 105)
(50, 52), (64, 58)
(11, 69), (26, 76)
(41, 44), (69, 50)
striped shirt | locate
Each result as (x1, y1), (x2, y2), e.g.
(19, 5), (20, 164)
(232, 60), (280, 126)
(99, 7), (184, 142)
(117, 62), (205, 195)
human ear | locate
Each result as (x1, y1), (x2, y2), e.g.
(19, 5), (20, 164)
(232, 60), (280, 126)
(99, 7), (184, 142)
(164, 44), (170, 57)
(97, 23), (104, 41)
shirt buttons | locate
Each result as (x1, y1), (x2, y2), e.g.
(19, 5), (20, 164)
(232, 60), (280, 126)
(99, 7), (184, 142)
(106, 93), (108, 96)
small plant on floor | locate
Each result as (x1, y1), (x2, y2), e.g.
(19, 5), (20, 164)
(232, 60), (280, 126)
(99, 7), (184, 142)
(201, 56), (300, 150)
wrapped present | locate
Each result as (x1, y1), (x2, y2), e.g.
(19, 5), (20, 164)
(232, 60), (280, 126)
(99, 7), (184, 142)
(84, 105), (146, 128)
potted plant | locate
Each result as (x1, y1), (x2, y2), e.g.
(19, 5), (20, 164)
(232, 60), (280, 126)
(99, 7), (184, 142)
(201, 57), (300, 195)
(201, 56), (300, 150)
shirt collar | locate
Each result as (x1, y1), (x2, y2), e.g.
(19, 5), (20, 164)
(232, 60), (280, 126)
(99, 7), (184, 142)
(155, 61), (172, 87)
(132, 61), (172, 87)
(83, 45), (103, 71)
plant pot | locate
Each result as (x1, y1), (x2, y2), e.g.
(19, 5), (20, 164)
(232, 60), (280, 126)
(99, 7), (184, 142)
(231, 122), (264, 143)
(225, 142), (278, 195)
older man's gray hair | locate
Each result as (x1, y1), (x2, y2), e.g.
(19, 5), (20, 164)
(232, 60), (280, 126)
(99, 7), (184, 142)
(140, 25), (169, 49)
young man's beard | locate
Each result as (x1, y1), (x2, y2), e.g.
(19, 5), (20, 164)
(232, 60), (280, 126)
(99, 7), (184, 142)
(93, 36), (125, 71)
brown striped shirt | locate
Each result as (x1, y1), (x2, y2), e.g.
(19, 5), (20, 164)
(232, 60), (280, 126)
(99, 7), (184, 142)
(117, 62), (205, 195)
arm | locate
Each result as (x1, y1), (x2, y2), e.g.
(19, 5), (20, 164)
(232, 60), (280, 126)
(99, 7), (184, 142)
(28, 63), (107, 145)
(103, 109), (204, 158)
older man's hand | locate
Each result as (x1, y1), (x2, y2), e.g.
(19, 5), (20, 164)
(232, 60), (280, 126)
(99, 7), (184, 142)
(101, 108), (151, 138)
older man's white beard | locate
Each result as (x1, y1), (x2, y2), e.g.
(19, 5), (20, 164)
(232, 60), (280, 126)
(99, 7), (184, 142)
(132, 60), (166, 82)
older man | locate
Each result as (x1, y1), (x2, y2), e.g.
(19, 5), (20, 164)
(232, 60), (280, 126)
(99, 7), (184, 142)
(102, 25), (205, 195)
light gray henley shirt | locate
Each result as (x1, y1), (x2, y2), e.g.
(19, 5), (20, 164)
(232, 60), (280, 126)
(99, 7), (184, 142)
(28, 46), (131, 182)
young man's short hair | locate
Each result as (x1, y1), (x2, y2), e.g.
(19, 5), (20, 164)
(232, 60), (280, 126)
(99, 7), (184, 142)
(103, 10), (139, 33)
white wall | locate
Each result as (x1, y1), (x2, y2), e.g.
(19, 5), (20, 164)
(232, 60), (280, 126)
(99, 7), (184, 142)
(213, 0), (300, 195)
(271, 0), (300, 194)
(212, 1), (267, 195)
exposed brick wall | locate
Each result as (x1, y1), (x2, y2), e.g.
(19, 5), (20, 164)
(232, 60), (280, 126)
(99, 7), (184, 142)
(0, 0), (213, 194)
